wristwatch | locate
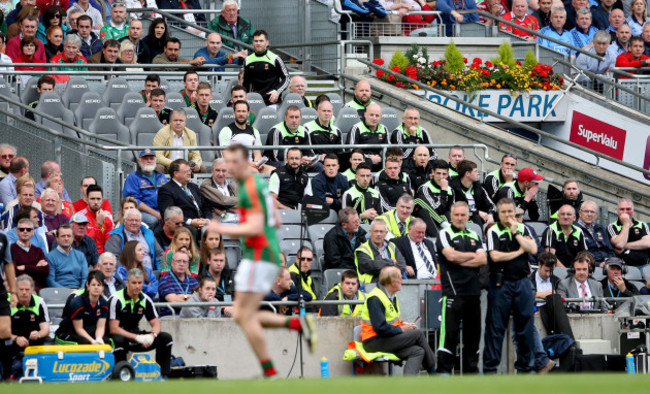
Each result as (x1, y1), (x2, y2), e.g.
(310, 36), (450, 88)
(183, 294), (189, 300)
(514, 231), (522, 237)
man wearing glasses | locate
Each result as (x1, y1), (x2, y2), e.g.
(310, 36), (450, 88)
(0, 144), (16, 181)
(576, 200), (615, 267)
(483, 153), (517, 202)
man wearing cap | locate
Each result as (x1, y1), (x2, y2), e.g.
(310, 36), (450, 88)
(600, 257), (640, 309)
(541, 204), (587, 268)
(494, 167), (541, 221)
(60, 212), (100, 268)
(123, 149), (168, 229)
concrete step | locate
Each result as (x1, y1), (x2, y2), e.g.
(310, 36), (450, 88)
(576, 339), (614, 355)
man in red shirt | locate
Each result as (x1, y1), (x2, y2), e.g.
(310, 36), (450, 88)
(500, 0), (539, 40)
(72, 176), (113, 214)
(78, 184), (113, 254)
(615, 36), (650, 77)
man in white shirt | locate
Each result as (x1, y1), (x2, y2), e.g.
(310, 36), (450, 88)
(557, 254), (604, 310)
(392, 218), (437, 279)
(95, 252), (124, 297)
(530, 252), (560, 306)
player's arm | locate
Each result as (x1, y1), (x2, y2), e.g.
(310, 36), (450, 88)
(625, 235), (650, 250)
(73, 318), (96, 344)
(459, 249), (487, 268)
(5, 261), (16, 306)
(109, 319), (138, 341)
(441, 246), (476, 264)
(209, 212), (265, 238)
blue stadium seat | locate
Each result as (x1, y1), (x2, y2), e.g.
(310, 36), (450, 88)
(102, 77), (131, 110)
(116, 92), (146, 127)
(74, 92), (105, 130)
(130, 107), (163, 146)
(61, 76), (90, 111)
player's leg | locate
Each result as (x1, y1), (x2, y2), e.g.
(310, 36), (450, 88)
(233, 290), (278, 376)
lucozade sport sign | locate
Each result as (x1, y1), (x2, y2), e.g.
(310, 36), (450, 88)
(569, 111), (627, 160)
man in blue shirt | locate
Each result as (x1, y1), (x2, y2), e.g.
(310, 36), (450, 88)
(437, 0), (480, 37)
(158, 250), (198, 315)
(35, 161), (71, 201)
(123, 149), (167, 229)
(537, 7), (574, 56)
(193, 32), (247, 72)
(46, 224), (88, 288)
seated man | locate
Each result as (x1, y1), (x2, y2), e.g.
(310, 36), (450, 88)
(87, 39), (123, 76)
(557, 254), (604, 310)
(541, 204), (587, 268)
(437, 0), (480, 36)
(72, 176), (112, 213)
(450, 160), (495, 227)
(606, 22), (631, 61)
(447, 145), (465, 179)
(141, 74), (161, 106)
(345, 79), (373, 117)
(600, 257), (640, 309)
(269, 148), (308, 210)
(68, 212), (100, 269)
(288, 247), (318, 301)
(532, 0), (553, 27)
(576, 200), (615, 266)
(200, 158), (239, 219)
(549, 179), (583, 219)
(6, 16), (46, 62)
(99, 1), (128, 40)
(615, 36), (650, 73)
(343, 163), (383, 225)
(288, 75), (312, 107)
(376, 194), (414, 240)
(591, 0), (617, 30)
(375, 157), (412, 212)
(119, 20), (149, 64)
(347, 103), (388, 171)
(0, 144), (16, 181)
(263, 267), (313, 315)
(494, 167), (541, 221)
(320, 269), (365, 317)
(208, 0), (255, 49)
(153, 108), (205, 174)
(304, 99), (343, 160)
(6, 206), (49, 254)
(403, 146), (433, 193)
(530, 252), (561, 304)
(575, 30), (616, 88)
(105, 208), (164, 270)
(46, 224), (88, 289)
(355, 219), (406, 287)
(149, 89), (172, 126)
(123, 149), (168, 229)
(483, 154), (517, 201)
(190, 82), (219, 127)
(342, 149), (366, 185)
(414, 159), (454, 237)
(537, 8), (573, 56)
(153, 37), (205, 71)
(41, 188), (69, 232)
(108, 268), (173, 377)
(570, 8), (599, 51)
(227, 84), (257, 124)
(1, 179), (41, 231)
(158, 249), (199, 314)
(35, 160), (71, 201)
(218, 100), (267, 172)
(393, 218), (438, 279)
(197, 248), (234, 303)
(96, 252), (124, 297)
(153, 206), (184, 251)
(500, 0), (539, 39)
(644, 24), (650, 56)
(360, 266), (435, 375)
(180, 71), (199, 107)
(608, 199), (650, 268)
(78, 185), (114, 254)
(264, 105), (316, 169)
(75, 15), (103, 59)
(25, 76), (56, 121)
(323, 208), (368, 271)
(309, 154), (349, 212)
(389, 108), (437, 163)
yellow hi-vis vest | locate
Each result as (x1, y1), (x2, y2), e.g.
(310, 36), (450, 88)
(354, 241), (397, 286)
(360, 286), (403, 341)
(288, 263), (317, 299)
(323, 284), (366, 316)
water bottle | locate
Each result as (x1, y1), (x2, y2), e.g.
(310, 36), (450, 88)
(626, 352), (636, 374)
(320, 357), (330, 378)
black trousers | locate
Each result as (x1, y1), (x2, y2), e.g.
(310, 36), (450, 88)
(437, 295), (481, 374)
(111, 332), (173, 376)
(364, 329), (435, 375)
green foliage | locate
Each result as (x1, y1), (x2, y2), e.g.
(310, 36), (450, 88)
(443, 41), (465, 74)
(389, 50), (409, 72)
(492, 42), (517, 68)
(524, 48), (538, 67)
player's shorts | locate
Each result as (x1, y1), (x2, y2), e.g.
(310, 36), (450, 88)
(234, 259), (280, 294)
(0, 287), (10, 316)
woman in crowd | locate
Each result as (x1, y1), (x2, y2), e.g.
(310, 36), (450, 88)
(115, 197), (138, 226)
(11, 217), (49, 291)
(162, 227), (200, 276)
(626, 0), (648, 36)
(116, 240), (159, 299)
(179, 277), (221, 318)
(13, 35), (46, 86)
(54, 271), (109, 345)
(119, 39), (142, 71)
(199, 227), (224, 268)
(44, 25), (64, 61)
(37, 6), (68, 44)
(141, 17), (168, 64)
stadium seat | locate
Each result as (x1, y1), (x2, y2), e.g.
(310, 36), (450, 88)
(592, 266), (605, 281)
(526, 221), (549, 241)
(74, 92), (105, 130)
(642, 265), (650, 282)
(624, 267), (643, 282)
(166, 92), (185, 110)
(466, 222), (485, 244)
(308, 223), (334, 245)
(279, 209), (303, 224)
(0, 76), (23, 115)
(321, 209), (339, 224)
(301, 107), (318, 125)
(326, 92), (344, 117)
(116, 92), (146, 127)
(246, 92), (266, 115)
(184, 107), (215, 164)
(359, 223), (371, 234)
(632, 281), (646, 291)
(314, 238), (324, 259)
(130, 107), (163, 146)
(381, 107), (401, 133)
(40, 287), (74, 325)
(251, 107), (279, 141)
(335, 106), (360, 136)
(278, 92), (305, 119)
(280, 239), (307, 257)
(33, 92), (77, 138)
(210, 94), (226, 112)
(323, 268), (347, 293)
(20, 76), (39, 105)
(553, 266), (568, 280)
(159, 78), (170, 91)
(88, 107), (132, 158)
(225, 245), (241, 270)
(212, 107), (235, 148)
(61, 76), (90, 111)
(279, 224), (309, 241)
(102, 77), (131, 110)
(222, 78), (238, 103)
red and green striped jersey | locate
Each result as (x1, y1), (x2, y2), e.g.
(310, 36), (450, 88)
(237, 175), (281, 265)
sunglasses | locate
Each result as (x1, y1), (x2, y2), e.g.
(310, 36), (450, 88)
(52, 14), (62, 18)
(299, 257), (314, 262)
(1, 154), (14, 159)
(17, 227), (33, 232)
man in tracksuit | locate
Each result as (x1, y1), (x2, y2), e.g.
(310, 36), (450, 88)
(309, 154), (349, 212)
(242, 30), (289, 106)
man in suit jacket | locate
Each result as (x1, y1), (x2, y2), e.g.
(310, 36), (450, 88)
(557, 255), (604, 310)
(157, 159), (211, 239)
(392, 218), (437, 279)
(152, 108), (206, 174)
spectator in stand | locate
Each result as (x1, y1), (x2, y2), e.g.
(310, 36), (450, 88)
(69, 0), (103, 33)
(72, 176), (112, 214)
(0, 155), (29, 205)
(288, 75), (312, 108)
(533, 0), (553, 27)
(149, 89), (172, 125)
(106, 208), (163, 270)
(375, 159), (412, 213)
(323, 207), (368, 271)
(479, 0), (509, 25)
(100, 1), (128, 40)
(576, 200), (615, 266)
(67, 8), (82, 30)
(401, 146), (432, 194)
(494, 167), (542, 221)
(75, 15), (102, 60)
(179, 70), (199, 107)
(342, 149), (365, 184)
(450, 160), (495, 226)
(437, 0), (479, 36)
(194, 32), (247, 72)
(153, 206), (183, 251)
(309, 153), (349, 212)
(140, 17), (168, 64)
(402, 0), (437, 34)
(557, 253), (605, 310)
(46, 223), (88, 288)
(345, 79), (373, 117)
(2, 177), (42, 229)
(288, 247), (319, 302)
(41, 188), (69, 232)
(600, 257), (639, 308)
(414, 159), (454, 237)
(0, 145), (16, 181)
(218, 101), (267, 172)
(446, 145), (464, 179)
(64, 212), (99, 269)
(37, 6), (67, 44)
(0, 0), (14, 15)
(570, 8), (599, 52)
(320, 270), (365, 317)
(88, 39), (123, 77)
(197, 249), (234, 305)
(500, 0), (539, 39)
(355, 220), (406, 286)
(537, 7), (573, 55)
(200, 158), (239, 219)
(549, 179), (584, 219)
(6, 206), (50, 254)
(190, 82), (218, 127)
(153, 109), (206, 174)
(227, 84), (257, 124)
(198, 228), (223, 266)
(7, 5), (38, 42)
(5, 0), (34, 26)
(615, 36), (650, 73)
(11, 218), (48, 291)
(158, 249), (199, 314)
(208, 0), (254, 49)
(644, 22), (650, 55)
(119, 20), (149, 64)
(119, 40), (142, 71)
(141, 73), (161, 104)
(348, 103), (388, 171)
(483, 154), (516, 202)
(114, 240), (159, 298)
(35, 161), (69, 201)
(123, 149), (167, 229)
(607, 21), (631, 62)
(343, 162), (383, 224)
(180, 276), (221, 318)
(390, 108), (437, 163)
(152, 37), (206, 71)
(608, 198), (650, 268)
(565, 0), (590, 30)
(591, 0), (618, 30)
(158, 0), (205, 25)
(541, 204), (588, 267)
(96, 252), (124, 297)
(304, 99), (343, 160)
(49, 34), (86, 81)
(606, 9), (627, 41)
(12, 35), (47, 86)
(264, 106), (318, 169)
(0, 33), (14, 73)
(392, 217), (437, 279)
(576, 30), (616, 85)
(78, 185), (113, 254)
(24, 75), (55, 120)
(268, 148), (309, 210)
(115, 197), (137, 227)
(39, 174), (74, 218)
(161, 227), (200, 276)
(243, 30), (290, 106)
(262, 267), (312, 315)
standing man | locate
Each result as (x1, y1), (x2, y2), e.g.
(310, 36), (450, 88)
(608, 199), (650, 268)
(122, 149), (168, 229)
(392, 218), (438, 279)
(389, 108), (437, 163)
(436, 202), (486, 374)
(414, 159), (454, 237)
(347, 103), (388, 170)
(483, 154), (517, 201)
(541, 204), (588, 267)
(484, 198), (539, 374)
(494, 167), (542, 221)
(119, 19), (149, 64)
(194, 32), (247, 72)
(208, 144), (316, 378)
(153, 108), (205, 174)
(268, 148), (308, 210)
(79, 185), (114, 255)
(243, 30), (289, 106)
(343, 163), (382, 225)
(323, 208), (367, 271)
(208, 0), (255, 49)
(345, 80), (373, 117)
(46, 224), (88, 289)
(576, 200), (615, 266)
(447, 145), (465, 179)
(0, 229), (16, 380)
(375, 194), (414, 240)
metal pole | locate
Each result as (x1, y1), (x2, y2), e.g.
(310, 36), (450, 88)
(304, 0), (312, 72)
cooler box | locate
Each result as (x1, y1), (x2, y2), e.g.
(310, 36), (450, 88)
(128, 353), (162, 381)
(22, 345), (114, 383)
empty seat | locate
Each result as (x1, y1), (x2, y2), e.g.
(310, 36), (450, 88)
(159, 78), (170, 91)
(102, 77), (131, 110)
(212, 107), (235, 148)
(301, 107), (318, 125)
(326, 92), (344, 116)
(184, 107), (215, 164)
(625, 266), (643, 282)
(222, 78), (238, 103)
(61, 76), (90, 111)
(279, 209), (302, 224)
(279, 224), (307, 240)
(321, 209), (339, 224)
(40, 287), (74, 325)
(116, 92), (146, 127)
(381, 107), (401, 133)
(0, 76), (23, 115)
(642, 265), (650, 282)
(88, 107), (132, 158)
(74, 92), (105, 130)
(323, 268), (347, 293)
(34, 92), (77, 137)
(251, 106), (279, 141)
(246, 92), (266, 116)
(225, 245), (241, 269)
(166, 91), (185, 110)
(308, 223), (334, 244)
(20, 76), (39, 105)
(335, 106), (360, 136)
(130, 107), (163, 146)
(210, 94), (226, 112)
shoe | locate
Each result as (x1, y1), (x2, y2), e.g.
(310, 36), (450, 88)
(300, 314), (318, 354)
(342, 0), (370, 15)
(537, 359), (556, 374)
(364, 0), (387, 18)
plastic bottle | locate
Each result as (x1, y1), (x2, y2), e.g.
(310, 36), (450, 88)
(626, 352), (636, 374)
(320, 356), (330, 378)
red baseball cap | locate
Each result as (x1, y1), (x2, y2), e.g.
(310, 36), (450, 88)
(517, 168), (543, 183)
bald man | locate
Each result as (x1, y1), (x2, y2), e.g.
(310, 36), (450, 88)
(348, 103), (388, 170)
(194, 32), (248, 72)
(289, 76), (312, 108)
(606, 22), (631, 61)
(345, 80), (373, 117)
